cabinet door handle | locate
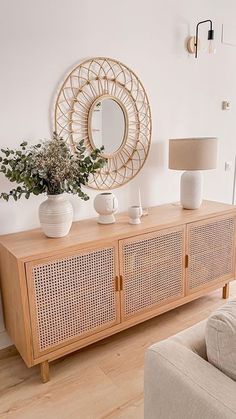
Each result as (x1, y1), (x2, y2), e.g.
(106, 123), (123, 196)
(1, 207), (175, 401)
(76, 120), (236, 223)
(115, 276), (119, 292)
(185, 255), (189, 268)
(120, 275), (123, 291)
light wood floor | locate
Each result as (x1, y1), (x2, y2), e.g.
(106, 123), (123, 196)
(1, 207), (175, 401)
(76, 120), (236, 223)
(1, 282), (236, 419)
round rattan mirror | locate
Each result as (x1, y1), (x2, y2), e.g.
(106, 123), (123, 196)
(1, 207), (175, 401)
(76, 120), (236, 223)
(54, 57), (152, 189)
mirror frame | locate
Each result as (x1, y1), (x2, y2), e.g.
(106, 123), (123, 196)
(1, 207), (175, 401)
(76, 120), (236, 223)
(54, 57), (152, 190)
(88, 94), (128, 158)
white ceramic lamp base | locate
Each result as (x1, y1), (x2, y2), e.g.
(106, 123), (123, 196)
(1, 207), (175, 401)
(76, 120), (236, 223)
(180, 171), (203, 209)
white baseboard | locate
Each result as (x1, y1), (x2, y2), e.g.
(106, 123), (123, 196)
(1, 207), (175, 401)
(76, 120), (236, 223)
(0, 329), (12, 350)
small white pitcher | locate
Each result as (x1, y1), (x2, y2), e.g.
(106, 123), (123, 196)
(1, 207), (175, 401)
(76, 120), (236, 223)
(128, 205), (142, 225)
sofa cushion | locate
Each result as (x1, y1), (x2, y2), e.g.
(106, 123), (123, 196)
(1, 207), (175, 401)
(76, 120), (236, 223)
(206, 298), (236, 381)
(170, 319), (207, 359)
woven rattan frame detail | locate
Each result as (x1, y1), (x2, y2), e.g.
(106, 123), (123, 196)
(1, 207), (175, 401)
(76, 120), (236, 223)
(54, 57), (152, 190)
(30, 247), (118, 354)
(187, 217), (235, 291)
(121, 227), (185, 319)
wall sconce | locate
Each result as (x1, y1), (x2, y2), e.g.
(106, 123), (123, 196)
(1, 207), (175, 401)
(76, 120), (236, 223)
(187, 20), (216, 58)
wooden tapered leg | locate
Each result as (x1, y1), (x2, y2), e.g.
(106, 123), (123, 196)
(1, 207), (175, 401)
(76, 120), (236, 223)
(40, 361), (50, 383)
(222, 283), (229, 299)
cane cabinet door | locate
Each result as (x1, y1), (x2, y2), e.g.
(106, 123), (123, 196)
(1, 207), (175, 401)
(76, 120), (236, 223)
(119, 226), (185, 320)
(186, 215), (236, 294)
(26, 243), (120, 358)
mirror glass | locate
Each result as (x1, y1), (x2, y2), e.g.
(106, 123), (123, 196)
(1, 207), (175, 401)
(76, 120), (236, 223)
(90, 98), (125, 154)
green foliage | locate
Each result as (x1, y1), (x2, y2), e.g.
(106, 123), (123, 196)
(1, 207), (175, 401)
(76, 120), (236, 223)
(0, 132), (107, 201)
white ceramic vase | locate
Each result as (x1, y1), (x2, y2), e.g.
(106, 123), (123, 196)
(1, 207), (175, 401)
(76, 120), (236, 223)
(39, 194), (73, 238)
(94, 192), (118, 224)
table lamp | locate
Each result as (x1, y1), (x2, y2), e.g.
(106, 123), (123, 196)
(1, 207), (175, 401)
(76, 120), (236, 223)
(169, 137), (218, 209)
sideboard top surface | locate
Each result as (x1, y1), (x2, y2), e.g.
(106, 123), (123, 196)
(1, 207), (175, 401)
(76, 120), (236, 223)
(0, 200), (236, 262)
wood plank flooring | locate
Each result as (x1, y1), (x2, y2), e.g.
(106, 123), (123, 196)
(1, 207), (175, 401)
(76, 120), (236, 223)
(0, 282), (236, 419)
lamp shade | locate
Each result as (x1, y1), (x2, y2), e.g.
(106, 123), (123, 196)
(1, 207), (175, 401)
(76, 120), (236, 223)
(169, 137), (218, 171)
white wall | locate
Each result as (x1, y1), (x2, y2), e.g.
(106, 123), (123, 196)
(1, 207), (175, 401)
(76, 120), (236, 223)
(1, 0), (236, 347)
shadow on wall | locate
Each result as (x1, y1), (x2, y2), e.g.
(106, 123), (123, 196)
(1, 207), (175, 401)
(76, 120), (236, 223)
(173, 21), (190, 56)
(147, 141), (165, 172)
(0, 175), (12, 194)
(128, 140), (165, 208)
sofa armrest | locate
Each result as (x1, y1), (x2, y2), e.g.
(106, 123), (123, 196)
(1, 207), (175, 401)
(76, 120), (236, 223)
(144, 340), (236, 419)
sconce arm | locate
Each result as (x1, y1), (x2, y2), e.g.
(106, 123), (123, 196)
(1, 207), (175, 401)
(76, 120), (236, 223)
(195, 20), (213, 58)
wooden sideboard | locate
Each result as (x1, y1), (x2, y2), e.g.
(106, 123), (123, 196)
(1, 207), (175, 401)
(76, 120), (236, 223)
(0, 200), (236, 382)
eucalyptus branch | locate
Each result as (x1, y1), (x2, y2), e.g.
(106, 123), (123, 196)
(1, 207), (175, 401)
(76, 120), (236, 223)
(0, 133), (106, 201)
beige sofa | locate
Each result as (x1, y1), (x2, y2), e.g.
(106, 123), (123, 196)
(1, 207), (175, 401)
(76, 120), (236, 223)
(144, 321), (236, 419)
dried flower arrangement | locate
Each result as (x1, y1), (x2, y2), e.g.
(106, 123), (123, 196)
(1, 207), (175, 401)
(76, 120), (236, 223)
(0, 132), (106, 201)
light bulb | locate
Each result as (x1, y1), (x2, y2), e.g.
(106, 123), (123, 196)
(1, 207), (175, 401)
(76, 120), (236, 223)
(208, 39), (216, 54)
